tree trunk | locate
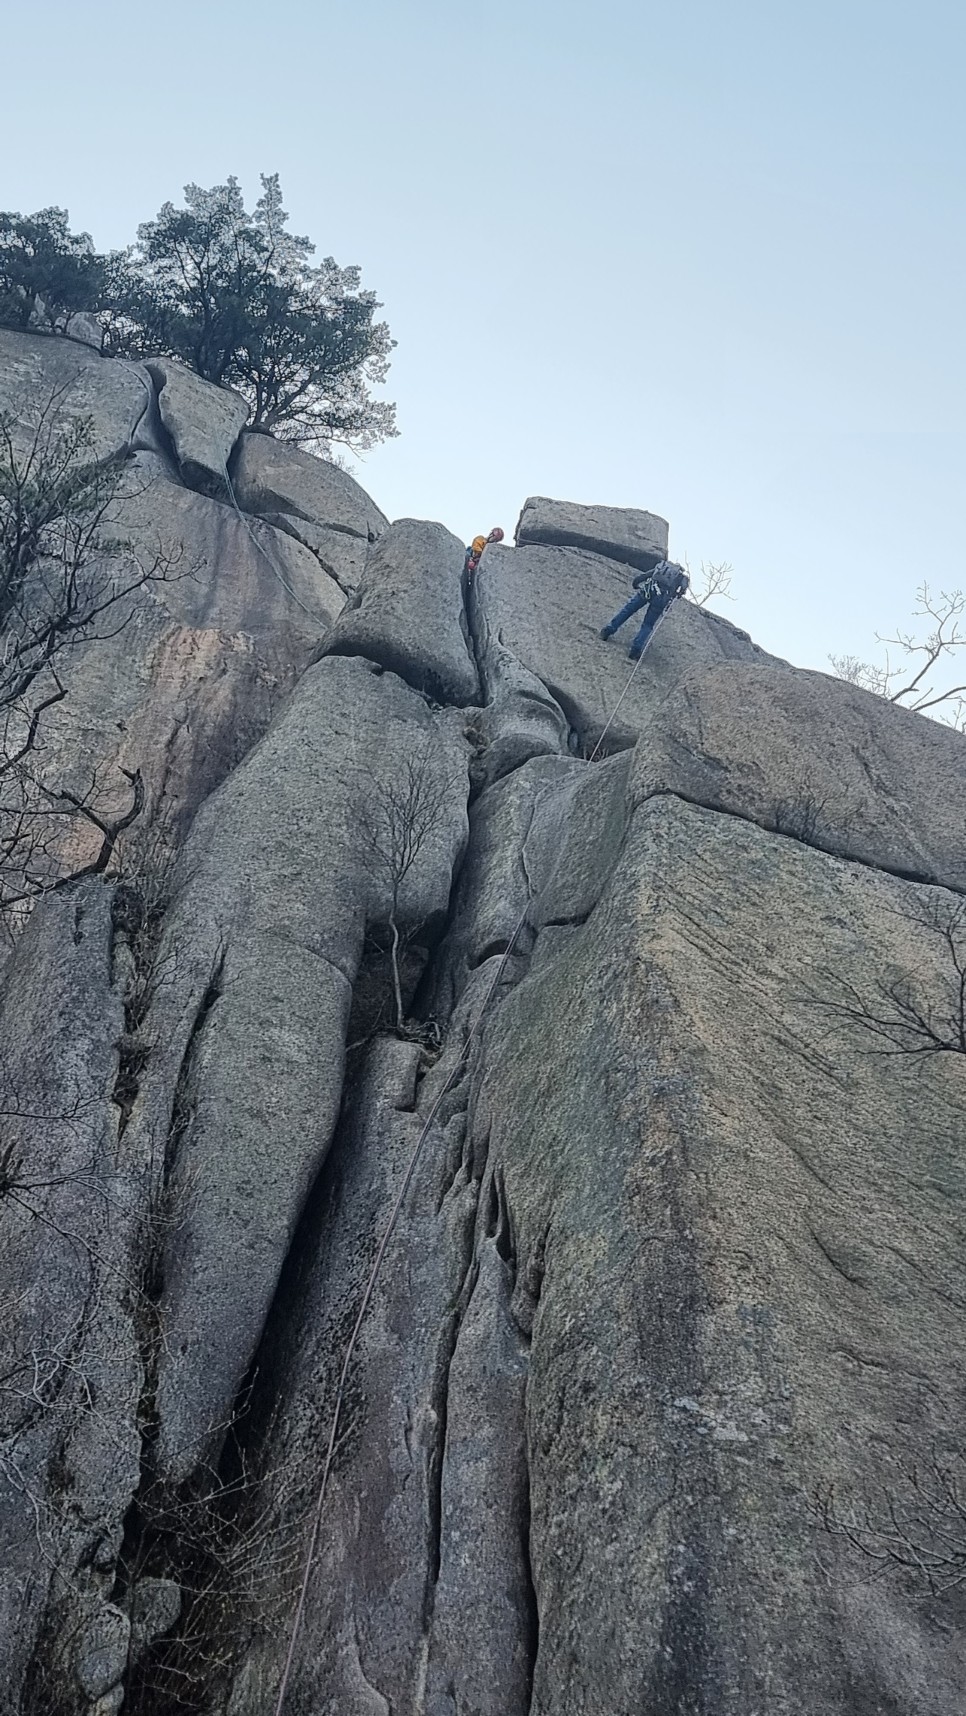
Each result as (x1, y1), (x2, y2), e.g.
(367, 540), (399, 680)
(389, 917), (404, 1031)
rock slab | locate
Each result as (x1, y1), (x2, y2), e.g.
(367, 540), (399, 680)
(515, 493), (669, 570)
(146, 356), (249, 494)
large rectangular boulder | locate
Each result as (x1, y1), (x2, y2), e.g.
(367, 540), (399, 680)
(325, 518), (480, 704)
(515, 494), (669, 571)
(231, 431), (388, 544)
(230, 432), (389, 595)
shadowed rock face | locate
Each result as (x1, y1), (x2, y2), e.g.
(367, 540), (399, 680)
(145, 358), (250, 496)
(1, 339), (965, 1716)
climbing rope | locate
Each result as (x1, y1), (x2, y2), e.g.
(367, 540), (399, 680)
(587, 646), (648, 762)
(271, 622), (659, 1712)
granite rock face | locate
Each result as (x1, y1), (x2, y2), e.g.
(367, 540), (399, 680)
(145, 357), (249, 495)
(0, 884), (141, 1714)
(471, 538), (783, 763)
(0, 338), (964, 1716)
(0, 325), (154, 462)
(231, 430), (388, 593)
(630, 659), (966, 890)
(128, 652), (471, 1480)
(1, 337), (357, 882)
(231, 429), (388, 541)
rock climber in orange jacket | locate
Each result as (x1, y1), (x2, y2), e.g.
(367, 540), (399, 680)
(464, 526), (504, 579)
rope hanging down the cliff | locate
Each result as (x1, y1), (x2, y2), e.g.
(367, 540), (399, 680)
(271, 903), (533, 1716)
(220, 456), (323, 622)
(587, 644), (649, 762)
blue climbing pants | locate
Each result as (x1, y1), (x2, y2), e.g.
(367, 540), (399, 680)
(602, 590), (663, 656)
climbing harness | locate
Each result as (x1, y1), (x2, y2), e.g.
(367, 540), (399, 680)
(272, 617), (663, 1713)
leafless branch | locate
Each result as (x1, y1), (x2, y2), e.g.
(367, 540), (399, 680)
(356, 742), (459, 1031)
(817, 1449), (966, 1594)
(687, 559), (735, 609)
(831, 584), (966, 729)
(805, 893), (966, 1059)
(0, 386), (188, 929)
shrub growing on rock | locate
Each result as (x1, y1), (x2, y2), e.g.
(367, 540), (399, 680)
(0, 181), (397, 458)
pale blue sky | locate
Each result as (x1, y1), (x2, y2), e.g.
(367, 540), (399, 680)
(5, 0), (964, 675)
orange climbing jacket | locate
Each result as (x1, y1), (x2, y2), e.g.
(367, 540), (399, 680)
(465, 527), (505, 578)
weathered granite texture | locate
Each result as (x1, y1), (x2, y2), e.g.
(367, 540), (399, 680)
(0, 337), (963, 1716)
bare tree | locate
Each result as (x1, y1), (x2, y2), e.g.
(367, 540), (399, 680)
(817, 1451), (966, 1595)
(831, 584), (966, 728)
(0, 384), (185, 926)
(356, 743), (458, 1032)
(119, 1435), (306, 1712)
(811, 892), (966, 1060)
(688, 560), (735, 610)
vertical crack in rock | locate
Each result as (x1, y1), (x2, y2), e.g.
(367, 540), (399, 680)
(6, 335), (966, 1714)
(134, 361), (179, 473)
(424, 1157), (484, 1602)
(418, 1137), (541, 1716)
(461, 554), (485, 685)
(101, 948), (228, 1710)
(161, 947), (226, 1199)
(516, 1224), (549, 1710)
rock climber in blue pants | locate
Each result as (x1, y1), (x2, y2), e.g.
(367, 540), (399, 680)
(599, 560), (690, 660)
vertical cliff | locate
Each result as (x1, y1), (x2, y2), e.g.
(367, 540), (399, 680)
(1, 331), (964, 1716)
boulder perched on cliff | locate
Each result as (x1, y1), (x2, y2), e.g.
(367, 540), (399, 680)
(231, 430), (388, 592)
(515, 493), (669, 570)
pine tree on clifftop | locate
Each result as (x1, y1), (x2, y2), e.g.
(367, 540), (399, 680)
(109, 175), (397, 454)
(0, 179), (397, 457)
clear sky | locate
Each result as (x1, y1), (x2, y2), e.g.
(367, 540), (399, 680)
(4, 0), (964, 677)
